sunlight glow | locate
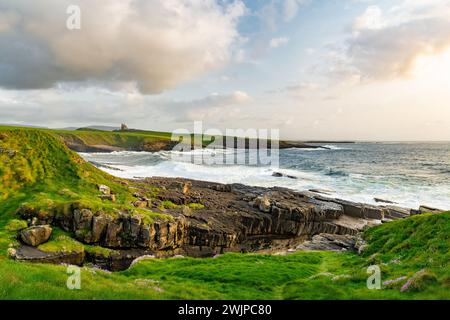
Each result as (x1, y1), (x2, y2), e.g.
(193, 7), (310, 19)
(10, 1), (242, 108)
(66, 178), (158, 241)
(412, 47), (450, 84)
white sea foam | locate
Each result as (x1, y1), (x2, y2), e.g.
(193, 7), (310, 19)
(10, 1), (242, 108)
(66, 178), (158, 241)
(80, 147), (450, 210)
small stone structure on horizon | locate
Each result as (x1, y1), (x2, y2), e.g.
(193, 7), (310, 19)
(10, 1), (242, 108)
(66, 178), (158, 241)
(121, 123), (129, 131)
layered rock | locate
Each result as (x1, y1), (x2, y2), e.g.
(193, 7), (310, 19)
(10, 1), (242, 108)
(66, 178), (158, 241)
(14, 177), (418, 270)
(11, 245), (84, 266)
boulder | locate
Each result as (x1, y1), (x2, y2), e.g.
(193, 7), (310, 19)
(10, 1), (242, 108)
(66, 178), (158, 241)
(19, 225), (52, 247)
(99, 194), (116, 202)
(272, 172), (298, 179)
(309, 189), (334, 195)
(374, 198), (396, 204)
(272, 172), (283, 177)
(98, 185), (111, 195)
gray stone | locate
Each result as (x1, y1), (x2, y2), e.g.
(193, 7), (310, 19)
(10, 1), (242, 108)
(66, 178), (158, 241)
(98, 185), (111, 195)
(20, 225), (52, 247)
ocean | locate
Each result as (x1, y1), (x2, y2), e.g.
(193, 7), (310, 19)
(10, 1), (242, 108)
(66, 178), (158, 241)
(79, 142), (450, 210)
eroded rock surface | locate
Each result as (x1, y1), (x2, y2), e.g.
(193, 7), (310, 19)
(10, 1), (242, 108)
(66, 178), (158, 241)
(14, 177), (416, 270)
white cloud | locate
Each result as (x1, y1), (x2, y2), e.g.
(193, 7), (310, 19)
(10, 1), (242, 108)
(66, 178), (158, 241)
(0, 0), (246, 94)
(353, 5), (385, 32)
(258, 0), (309, 31)
(0, 87), (252, 127)
(270, 36), (290, 48)
(283, 0), (309, 22)
(317, 0), (450, 82)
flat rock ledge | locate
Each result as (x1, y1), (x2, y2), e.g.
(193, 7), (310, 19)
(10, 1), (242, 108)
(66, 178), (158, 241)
(12, 177), (436, 271)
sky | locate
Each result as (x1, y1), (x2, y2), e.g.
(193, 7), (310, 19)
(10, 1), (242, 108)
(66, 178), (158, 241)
(0, 0), (450, 141)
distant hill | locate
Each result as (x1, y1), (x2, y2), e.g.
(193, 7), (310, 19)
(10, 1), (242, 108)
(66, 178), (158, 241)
(0, 123), (47, 129)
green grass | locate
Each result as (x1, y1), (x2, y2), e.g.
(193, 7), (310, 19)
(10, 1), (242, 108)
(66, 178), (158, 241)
(158, 200), (205, 210)
(0, 126), (449, 300)
(37, 228), (84, 254)
(0, 213), (447, 300)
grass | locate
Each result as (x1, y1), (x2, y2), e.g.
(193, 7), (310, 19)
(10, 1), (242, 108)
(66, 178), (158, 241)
(158, 200), (205, 210)
(0, 212), (447, 300)
(37, 228), (84, 254)
(1, 212), (449, 300)
(0, 126), (448, 300)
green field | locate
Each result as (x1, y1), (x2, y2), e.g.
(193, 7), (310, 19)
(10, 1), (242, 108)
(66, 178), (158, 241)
(0, 127), (449, 300)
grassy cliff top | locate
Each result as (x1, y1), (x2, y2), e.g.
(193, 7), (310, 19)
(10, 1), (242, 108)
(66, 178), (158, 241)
(0, 127), (165, 224)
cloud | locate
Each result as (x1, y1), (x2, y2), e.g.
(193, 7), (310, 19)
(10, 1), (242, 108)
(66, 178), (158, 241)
(0, 87), (252, 128)
(258, 0), (309, 31)
(270, 36), (290, 48)
(283, 0), (309, 22)
(0, 0), (246, 94)
(168, 91), (252, 122)
(345, 0), (450, 81)
(352, 5), (385, 32)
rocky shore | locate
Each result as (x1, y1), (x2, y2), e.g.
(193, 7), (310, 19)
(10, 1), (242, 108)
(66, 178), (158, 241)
(11, 176), (437, 271)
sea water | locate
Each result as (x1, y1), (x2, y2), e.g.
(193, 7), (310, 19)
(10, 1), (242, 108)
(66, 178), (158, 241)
(80, 142), (450, 210)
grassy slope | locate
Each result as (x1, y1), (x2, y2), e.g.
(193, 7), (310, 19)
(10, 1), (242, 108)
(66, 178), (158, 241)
(0, 127), (167, 254)
(55, 128), (173, 150)
(0, 127), (448, 300)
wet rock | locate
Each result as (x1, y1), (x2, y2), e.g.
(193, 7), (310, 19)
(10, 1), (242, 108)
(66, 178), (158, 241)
(272, 172), (283, 177)
(272, 172), (298, 179)
(374, 198), (397, 204)
(19, 225), (52, 247)
(309, 189), (334, 195)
